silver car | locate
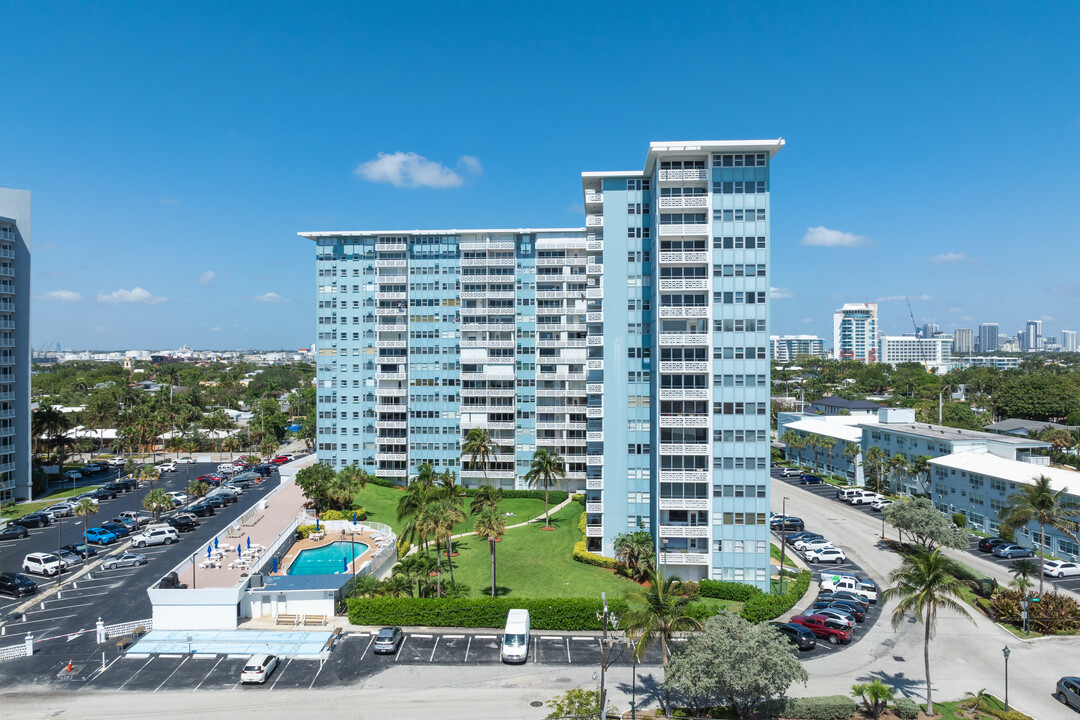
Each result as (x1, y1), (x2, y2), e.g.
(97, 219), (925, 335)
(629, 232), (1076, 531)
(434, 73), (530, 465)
(102, 553), (148, 570)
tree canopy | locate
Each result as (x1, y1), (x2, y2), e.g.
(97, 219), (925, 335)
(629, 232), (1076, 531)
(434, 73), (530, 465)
(883, 496), (969, 550)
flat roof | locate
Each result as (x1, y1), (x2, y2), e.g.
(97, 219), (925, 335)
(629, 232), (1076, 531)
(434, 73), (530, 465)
(298, 228), (586, 240)
(859, 421), (1051, 447)
(984, 418), (1080, 433)
(583, 138), (785, 179)
(930, 451), (1080, 494)
(785, 417), (874, 443)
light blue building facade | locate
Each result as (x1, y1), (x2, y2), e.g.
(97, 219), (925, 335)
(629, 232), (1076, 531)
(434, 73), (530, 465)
(302, 139), (783, 586)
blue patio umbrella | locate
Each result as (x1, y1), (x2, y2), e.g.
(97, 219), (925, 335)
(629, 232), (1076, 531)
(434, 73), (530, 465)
(247, 536), (251, 550)
(214, 537), (219, 550)
(316, 517), (320, 531)
(207, 545), (212, 559)
(342, 556), (348, 572)
(237, 544), (242, 557)
(272, 557), (278, 573)
(352, 512), (356, 525)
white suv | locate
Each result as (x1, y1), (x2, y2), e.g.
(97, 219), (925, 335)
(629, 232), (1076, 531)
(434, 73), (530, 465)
(23, 552), (66, 576)
(107, 457), (127, 467)
(156, 461), (178, 473)
(132, 527), (179, 548)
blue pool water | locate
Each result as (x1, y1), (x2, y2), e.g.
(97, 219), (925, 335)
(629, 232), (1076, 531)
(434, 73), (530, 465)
(288, 541), (370, 575)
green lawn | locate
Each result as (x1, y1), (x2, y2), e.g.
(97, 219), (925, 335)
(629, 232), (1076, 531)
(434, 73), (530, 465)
(770, 542), (798, 567)
(350, 484), (548, 538)
(439, 502), (639, 598)
(927, 695), (1028, 720)
(1, 484), (103, 519)
(694, 596), (744, 614)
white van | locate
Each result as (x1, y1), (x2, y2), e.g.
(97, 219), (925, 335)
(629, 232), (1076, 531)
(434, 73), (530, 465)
(501, 609), (530, 663)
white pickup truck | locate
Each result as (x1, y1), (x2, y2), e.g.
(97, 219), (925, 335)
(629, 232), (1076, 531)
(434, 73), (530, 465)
(819, 574), (878, 602)
(849, 490), (883, 505)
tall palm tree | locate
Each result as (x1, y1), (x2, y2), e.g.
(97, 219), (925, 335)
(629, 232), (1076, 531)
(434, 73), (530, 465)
(843, 443), (862, 486)
(817, 434), (838, 474)
(473, 506), (507, 597)
(461, 428), (501, 487)
(524, 448), (566, 530)
(81, 395), (115, 460)
(910, 455), (933, 496)
(330, 464), (368, 510)
(143, 488), (173, 521)
(429, 497), (465, 582)
(469, 485), (503, 516)
(888, 454), (909, 494)
(779, 430), (802, 464)
(397, 480), (435, 553)
(614, 532), (656, 581)
(999, 475), (1080, 595)
(879, 547), (974, 717)
(138, 464), (161, 491)
(863, 446), (887, 494)
(622, 567), (703, 714)
(72, 498), (98, 557)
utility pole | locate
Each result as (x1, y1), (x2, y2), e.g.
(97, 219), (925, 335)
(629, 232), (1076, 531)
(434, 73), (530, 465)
(595, 592), (619, 720)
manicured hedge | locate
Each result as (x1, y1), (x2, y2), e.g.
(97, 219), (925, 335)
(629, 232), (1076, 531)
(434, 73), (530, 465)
(368, 476), (400, 489)
(346, 596), (628, 630)
(700, 579), (764, 602)
(763, 695), (856, 720)
(740, 570), (812, 623)
(573, 512), (618, 569)
(892, 697), (919, 719)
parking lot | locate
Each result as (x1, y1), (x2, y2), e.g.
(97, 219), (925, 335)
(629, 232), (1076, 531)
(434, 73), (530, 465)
(770, 466), (1080, 594)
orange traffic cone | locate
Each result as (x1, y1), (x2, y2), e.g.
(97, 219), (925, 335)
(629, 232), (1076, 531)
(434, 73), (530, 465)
(66, 658), (72, 672)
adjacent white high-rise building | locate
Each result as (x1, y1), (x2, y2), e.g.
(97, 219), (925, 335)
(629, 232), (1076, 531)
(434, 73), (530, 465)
(832, 303), (878, 362)
(953, 327), (974, 354)
(0, 189), (31, 503)
(1023, 320), (1043, 352)
(978, 323), (999, 353)
(770, 335), (825, 362)
(878, 335), (953, 374)
(1063, 330), (1078, 353)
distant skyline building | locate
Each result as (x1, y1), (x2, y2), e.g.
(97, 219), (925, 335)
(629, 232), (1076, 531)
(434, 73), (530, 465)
(302, 139), (783, 587)
(0, 189), (31, 503)
(953, 327), (974, 354)
(770, 335), (825, 362)
(832, 303), (878, 362)
(979, 323), (999, 353)
(1024, 320), (1043, 352)
(1063, 330), (1078, 353)
(878, 335), (953, 374)
(920, 322), (940, 339)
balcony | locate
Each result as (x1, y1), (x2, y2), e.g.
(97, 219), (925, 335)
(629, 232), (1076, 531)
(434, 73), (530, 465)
(659, 443), (710, 455)
(584, 191), (603, 205)
(658, 551), (710, 565)
(461, 322), (516, 333)
(375, 306), (406, 315)
(461, 469), (516, 480)
(586, 287), (603, 299)
(537, 257), (587, 266)
(462, 387), (516, 397)
(659, 415), (709, 428)
(659, 470), (710, 483)
(587, 359), (603, 370)
(660, 361), (709, 373)
(586, 455), (603, 466)
(380, 468), (408, 478)
(659, 306), (708, 319)
(376, 387), (407, 397)
(376, 372), (406, 381)
(586, 478), (603, 490)
(375, 292), (406, 301)
(376, 242), (407, 252)
(659, 388), (709, 401)
(375, 452), (407, 462)
(375, 420), (408, 430)
(375, 339), (407, 349)
(376, 258), (406, 268)
(658, 168), (708, 182)
(460, 338), (515, 349)
(586, 501), (604, 513)
(585, 311), (603, 323)
(659, 333), (710, 346)
(0, 267), (13, 277)
(658, 498), (710, 511)
(585, 214), (604, 227)
(585, 383), (603, 394)
(586, 431), (603, 442)
(659, 251), (709, 264)
(659, 278), (709, 291)
(586, 406), (603, 418)
(461, 290), (515, 300)
(586, 238), (603, 252)
(585, 525), (604, 538)
(0, 247), (12, 259)
(658, 224), (709, 237)
(659, 525), (711, 538)
(658, 195), (708, 209)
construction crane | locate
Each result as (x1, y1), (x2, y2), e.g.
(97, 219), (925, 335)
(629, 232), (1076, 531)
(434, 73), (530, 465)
(906, 297), (919, 336)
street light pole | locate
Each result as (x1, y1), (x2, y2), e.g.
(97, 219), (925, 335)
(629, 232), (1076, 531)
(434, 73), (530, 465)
(595, 592), (618, 720)
(779, 496), (789, 595)
(1002, 645), (1010, 711)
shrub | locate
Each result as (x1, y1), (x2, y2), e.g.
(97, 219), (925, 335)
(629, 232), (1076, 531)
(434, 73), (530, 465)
(700, 579), (764, 602)
(953, 512), (968, 529)
(346, 596), (628, 630)
(773, 696), (856, 720)
(321, 509), (347, 521)
(740, 571), (812, 623)
(990, 588), (1080, 634)
(973, 577), (998, 599)
(459, 488), (570, 504)
(892, 697), (919, 719)
(574, 540), (619, 569)
(296, 524), (318, 539)
(368, 476), (400, 489)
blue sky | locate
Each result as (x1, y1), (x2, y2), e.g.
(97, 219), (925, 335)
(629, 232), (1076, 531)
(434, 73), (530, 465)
(4, 1), (1079, 350)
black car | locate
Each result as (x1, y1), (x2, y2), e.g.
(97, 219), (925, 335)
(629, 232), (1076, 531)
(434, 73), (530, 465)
(0, 524), (29, 540)
(251, 464), (276, 477)
(61, 543), (99, 559)
(0, 572), (39, 598)
(103, 482), (128, 494)
(811, 600), (866, 622)
(187, 502), (216, 517)
(977, 537), (1010, 552)
(203, 494), (227, 508)
(770, 516), (805, 532)
(13, 513), (51, 529)
(91, 487), (118, 500)
(167, 516), (198, 532)
(100, 522), (131, 538)
(771, 622), (816, 650)
(820, 591), (870, 610)
(114, 478), (138, 492)
(784, 531), (822, 546)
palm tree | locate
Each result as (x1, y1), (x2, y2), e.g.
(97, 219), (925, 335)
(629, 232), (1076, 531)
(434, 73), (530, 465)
(910, 455), (933, 496)
(473, 506), (507, 598)
(138, 464), (161, 491)
(887, 454), (908, 494)
(614, 532), (656, 581)
(72, 498), (98, 557)
(429, 497), (465, 582)
(393, 553), (435, 598)
(879, 547), (974, 717)
(143, 488), (173, 521)
(779, 430), (802, 464)
(622, 567), (703, 714)
(817, 434), (838, 474)
(461, 428), (501, 486)
(378, 574), (413, 598)
(81, 395), (115, 460)
(864, 446), (887, 494)
(999, 475), (1080, 595)
(201, 409), (235, 454)
(187, 480), (210, 499)
(469, 485), (503, 516)
(843, 443), (862, 486)
(524, 448), (566, 530)
(397, 474), (435, 552)
(329, 464), (368, 511)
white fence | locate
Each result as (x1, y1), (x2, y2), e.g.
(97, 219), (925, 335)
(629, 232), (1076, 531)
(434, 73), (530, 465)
(296, 513), (398, 579)
(0, 643), (27, 662)
(103, 618), (153, 639)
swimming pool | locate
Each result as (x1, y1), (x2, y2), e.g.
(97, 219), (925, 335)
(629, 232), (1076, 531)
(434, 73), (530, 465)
(287, 541), (370, 575)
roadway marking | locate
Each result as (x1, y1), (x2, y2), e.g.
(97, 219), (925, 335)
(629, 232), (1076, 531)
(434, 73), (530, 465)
(429, 636), (440, 662)
(268, 658), (291, 690)
(572, 637), (593, 641)
(442, 634), (464, 639)
(308, 659), (324, 689)
(393, 635), (408, 662)
(36, 602), (97, 613)
(117, 657), (154, 690)
(474, 635), (496, 639)
(155, 655), (189, 691)
(17, 613), (78, 624)
(410, 634), (433, 638)
(566, 639), (571, 663)
(541, 636), (561, 640)
(463, 635), (472, 662)
(358, 634), (375, 661)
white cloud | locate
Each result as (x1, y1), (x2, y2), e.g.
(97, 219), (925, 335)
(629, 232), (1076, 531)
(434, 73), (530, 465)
(255, 292), (286, 303)
(97, 287), (168, 305)
(354, 151), (480, 188)
(211, 326), (222, 332)
(39, 290), (82, 302)
(948, 307), (964, 313)
(1042, 315), (1055, 322)
(928, 252), (968, 263)
(876, 294), (932, 303)
(95, 325), (105, 332)
(197, 270), (216, 286)
(800, 226), (869, 247)
(799, 318), (814, 323)
(161, 197), (181, 206)
(770, 286), (794, 300)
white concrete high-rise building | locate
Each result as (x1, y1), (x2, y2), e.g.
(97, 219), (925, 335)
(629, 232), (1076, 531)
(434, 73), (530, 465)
(0, 189), (31, 503)
(878, 335), (953, 374)
(1024, 320), (1043, 352)
(832, 303), (878, 362)
(1063, 330), (1078, 353)
(953, 327), (974, 354)
(770, 335), (825, 362)
(978, 323), (999, 353)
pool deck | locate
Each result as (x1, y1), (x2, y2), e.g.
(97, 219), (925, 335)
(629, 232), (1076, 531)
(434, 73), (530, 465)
(277, 528), (384, 576)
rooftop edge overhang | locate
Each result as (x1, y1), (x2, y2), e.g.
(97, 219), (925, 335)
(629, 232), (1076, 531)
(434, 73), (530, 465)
(298, 227), (587, 241)
(581, 138), (785, 183)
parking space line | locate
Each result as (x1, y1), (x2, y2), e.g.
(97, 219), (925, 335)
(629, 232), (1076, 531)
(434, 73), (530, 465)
(35, 601), (96, 612)
(410, 634), (432, 638)
(474, 635), (496, 639)
(566, 638), (571, 663)
(308, 659), (324, 689)
(117, 657), (154, 691)
(572, 637), (593, 641)
(429, 636), (440, 662)
(269, 658), (291, 690)
(193, 656), (225, 691)
(358, 634), (375, 661)
(155, 656), (189, 691)
(463, 636), (472, 662)
(15, 613), (78, 624)
(394, 635), (408, 662)
(541, 636), (561, 640)
(442, 634), (464, 639)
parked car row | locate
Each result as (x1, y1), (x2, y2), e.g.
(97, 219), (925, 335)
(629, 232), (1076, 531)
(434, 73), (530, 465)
(779, 528), (849, 564)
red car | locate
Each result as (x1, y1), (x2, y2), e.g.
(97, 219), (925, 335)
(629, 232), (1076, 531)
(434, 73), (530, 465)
(197, 474), (224, 486)
(790, 614), (852, 645)
(271, 456), (290, 465)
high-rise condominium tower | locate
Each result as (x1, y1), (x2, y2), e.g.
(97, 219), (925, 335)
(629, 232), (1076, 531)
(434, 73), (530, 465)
(833, 303), (878, 362)
(979, 323), (999, 353)
(301, 139), (782, 587)
(953, 327), (974, 354)
(0, 190), (31, 503)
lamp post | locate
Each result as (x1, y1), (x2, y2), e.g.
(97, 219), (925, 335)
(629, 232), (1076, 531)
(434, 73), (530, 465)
(662, 538), (668, 568)
(1002, 645), (1010, 711)
(779, 496), (789, 594)
(595, 592), (619, 720)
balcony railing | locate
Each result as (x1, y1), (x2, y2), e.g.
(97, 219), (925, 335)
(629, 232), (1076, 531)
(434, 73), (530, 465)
(658, 551), (710, 565)
(658, 443), (710, 455)
(659, 361), (709, 373)
(658, 498), (710, 511)
(584, 192), (603, 205)
(659, 306), (708, 319)
(658, 525), (711, 538)
(659, 278), (709, 291)
(658, 388), (709, 400)
(658, 224), (709, 236)
(585, 525), (604, 538)
(658, 168), (708, 181)
(659, 333), (710, 346)
(658, 196), (708, 209)
(659, 415), (710, 428)
(659, 251), (709, 264)
(585, 214), (604, 227)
